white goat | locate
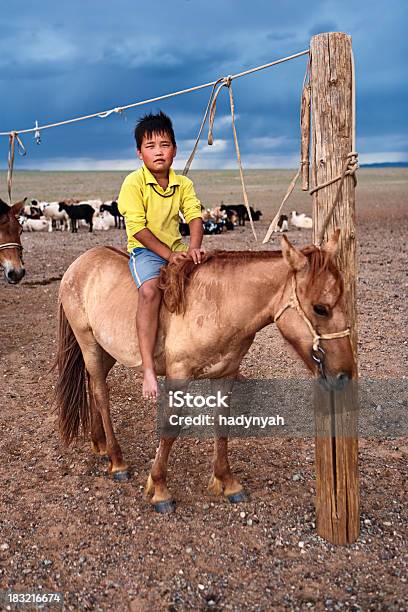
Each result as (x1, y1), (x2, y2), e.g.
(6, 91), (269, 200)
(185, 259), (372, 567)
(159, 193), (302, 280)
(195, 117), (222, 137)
(20, 217), (49, 232)
(93, 213), (112, 231)
(290, 210), (313, 230)
(42, 202), (70, 232)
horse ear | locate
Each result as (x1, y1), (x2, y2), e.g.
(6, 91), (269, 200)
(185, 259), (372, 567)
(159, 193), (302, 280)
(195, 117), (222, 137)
(11, 198), (27, 217)
(281, 235), (307, 271)
(325, 228), (341, 258)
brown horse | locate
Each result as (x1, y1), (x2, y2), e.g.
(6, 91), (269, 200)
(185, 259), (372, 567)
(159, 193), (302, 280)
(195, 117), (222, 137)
(55, 230), (355, 512)
(0, 198), (26, 284)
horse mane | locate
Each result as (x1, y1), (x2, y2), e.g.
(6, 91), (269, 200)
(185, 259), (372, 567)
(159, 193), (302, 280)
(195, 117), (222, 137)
(0, 199), (10, 217)
(158, 247), (343, 315)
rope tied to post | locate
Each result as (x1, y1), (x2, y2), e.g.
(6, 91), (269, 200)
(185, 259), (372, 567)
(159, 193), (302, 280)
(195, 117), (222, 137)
(312, 151), (359, 246)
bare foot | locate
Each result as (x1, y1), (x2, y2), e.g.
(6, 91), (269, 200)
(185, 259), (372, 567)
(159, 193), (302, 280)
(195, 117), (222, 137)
(143, 368), (158, 399)
(236, 371), (247, 380)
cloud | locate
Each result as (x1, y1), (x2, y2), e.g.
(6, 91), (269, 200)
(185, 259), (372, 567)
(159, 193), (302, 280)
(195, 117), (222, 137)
(0, 0), (406, 168)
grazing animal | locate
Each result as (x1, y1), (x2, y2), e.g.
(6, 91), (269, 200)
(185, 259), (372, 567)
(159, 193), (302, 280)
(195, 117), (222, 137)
(248, 206), (263, 221)
(42, 202), (70, 232)
(0, 198), (25, 284)
(24, 200), (42, 219)
(59, 198), (81, 205)
(100, 201), (125, 229)
(55, 231), (355, 513)
(209, 207), (227, 223)
(23, 203), (42, 219)
(20, 217), (48, 232)
(220, 204), (247, 226)
(81, 199), (102, 213)
(179, 222), (190, 236)
(59, 202), (95, 233)
(291, 210), (313, 230)
(220, 205), (262, 226)
(277, 214), (289, 232)
(93, 214), (112, 231)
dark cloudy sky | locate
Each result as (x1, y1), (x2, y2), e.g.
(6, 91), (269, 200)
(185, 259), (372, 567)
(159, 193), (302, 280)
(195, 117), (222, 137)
(0, 0), (406, 169)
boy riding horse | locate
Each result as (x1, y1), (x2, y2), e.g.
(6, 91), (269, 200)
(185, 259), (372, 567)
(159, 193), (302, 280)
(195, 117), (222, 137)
(118, 112), (205, 399)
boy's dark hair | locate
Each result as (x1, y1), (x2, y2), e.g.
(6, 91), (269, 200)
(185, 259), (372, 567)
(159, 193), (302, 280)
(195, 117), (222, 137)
(134, 111), (176, 149)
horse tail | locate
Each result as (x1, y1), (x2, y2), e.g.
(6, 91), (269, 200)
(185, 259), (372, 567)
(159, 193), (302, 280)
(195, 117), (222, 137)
(54, 302), (90, 446)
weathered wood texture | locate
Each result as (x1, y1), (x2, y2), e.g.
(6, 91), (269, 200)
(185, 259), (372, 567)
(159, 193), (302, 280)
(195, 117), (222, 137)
(300, 84), (311, 190)
(310, 32), (360, 545)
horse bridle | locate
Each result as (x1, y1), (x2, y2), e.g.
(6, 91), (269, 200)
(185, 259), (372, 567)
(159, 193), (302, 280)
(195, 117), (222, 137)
(0, 242), (24, 270)
(0, 242), (23, 253)
(274, 274), (350, 378)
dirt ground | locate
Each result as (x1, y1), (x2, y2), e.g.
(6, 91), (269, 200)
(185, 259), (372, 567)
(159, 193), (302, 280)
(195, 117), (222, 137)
(0, 169), (407, 611)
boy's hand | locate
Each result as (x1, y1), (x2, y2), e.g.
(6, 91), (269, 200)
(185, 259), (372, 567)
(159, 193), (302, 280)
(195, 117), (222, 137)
(188, 247), (206, 264)
(168, 251), (187, 265)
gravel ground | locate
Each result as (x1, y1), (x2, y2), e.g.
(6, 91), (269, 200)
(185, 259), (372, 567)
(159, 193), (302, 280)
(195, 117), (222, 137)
(0, 169), (407, 610)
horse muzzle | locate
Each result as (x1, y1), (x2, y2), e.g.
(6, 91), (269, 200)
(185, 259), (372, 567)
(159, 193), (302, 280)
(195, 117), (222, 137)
(4, 265), (25, 284)
(318, 371), (351, 392)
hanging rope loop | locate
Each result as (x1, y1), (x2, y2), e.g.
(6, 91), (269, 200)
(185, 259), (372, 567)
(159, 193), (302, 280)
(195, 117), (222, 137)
(34, 120), (41, 145)
(7, 132), (26, 204)
(207, 76), (231, 145)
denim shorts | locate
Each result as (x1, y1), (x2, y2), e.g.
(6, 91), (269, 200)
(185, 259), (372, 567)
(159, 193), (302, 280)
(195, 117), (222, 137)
(129, 247), (168, 288)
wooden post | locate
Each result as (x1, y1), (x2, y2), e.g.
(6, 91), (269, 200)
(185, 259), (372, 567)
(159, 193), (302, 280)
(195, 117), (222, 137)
(310, 32), (360, 544)
(300, 83), (311, 190)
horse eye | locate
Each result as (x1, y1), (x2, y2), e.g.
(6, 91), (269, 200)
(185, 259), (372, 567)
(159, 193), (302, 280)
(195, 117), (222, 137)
(313, 304), (329, 317)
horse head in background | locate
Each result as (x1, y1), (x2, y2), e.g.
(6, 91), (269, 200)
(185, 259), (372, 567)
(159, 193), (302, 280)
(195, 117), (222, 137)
(0, 198), (26, 284)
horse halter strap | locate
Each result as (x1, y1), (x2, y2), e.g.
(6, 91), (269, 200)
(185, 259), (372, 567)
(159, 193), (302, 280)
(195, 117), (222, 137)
(0, 242), (23, 252)
(274, 274), (350, 352)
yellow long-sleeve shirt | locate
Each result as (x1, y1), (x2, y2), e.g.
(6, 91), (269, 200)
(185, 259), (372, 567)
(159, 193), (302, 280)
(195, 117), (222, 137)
(117, 164), (202, 253)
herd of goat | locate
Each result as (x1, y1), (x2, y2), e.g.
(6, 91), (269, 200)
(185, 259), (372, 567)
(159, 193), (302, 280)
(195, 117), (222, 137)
(19, 198), (313, 234)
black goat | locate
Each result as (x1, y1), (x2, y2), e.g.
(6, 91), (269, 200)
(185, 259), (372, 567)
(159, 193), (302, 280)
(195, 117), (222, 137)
(179, 222), (190, 236)
(59, 202), (95, 233)
(249, 207), (263, 221)
(100, 201), (125, 229)
(220, 204), (262, 226)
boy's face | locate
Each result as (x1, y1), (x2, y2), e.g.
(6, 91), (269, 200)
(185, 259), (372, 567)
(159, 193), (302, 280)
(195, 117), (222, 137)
(137, 131), (177, 174)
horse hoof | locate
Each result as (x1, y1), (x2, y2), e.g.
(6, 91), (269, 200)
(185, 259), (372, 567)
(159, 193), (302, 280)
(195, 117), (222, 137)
(153, 499), (176, 514)
(113, 470), (130, 482)
(227, 490), (248, 503)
